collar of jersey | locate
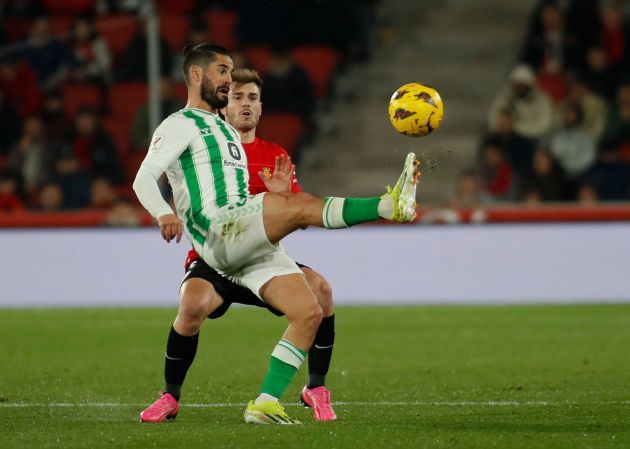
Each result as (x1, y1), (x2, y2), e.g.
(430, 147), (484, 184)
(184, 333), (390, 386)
(183, 107), (217, 116)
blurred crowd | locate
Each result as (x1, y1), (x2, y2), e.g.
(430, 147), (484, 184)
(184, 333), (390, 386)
(0, 0), (378, 214)
(454, 0), (630, 208)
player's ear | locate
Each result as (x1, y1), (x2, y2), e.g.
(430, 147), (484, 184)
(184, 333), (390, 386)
(189, 65), (201, 84)
(219, 107), (227, 116)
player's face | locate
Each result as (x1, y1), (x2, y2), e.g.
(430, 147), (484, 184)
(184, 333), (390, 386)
(225, 82), (262, 132)
(200, 55), (233, 109)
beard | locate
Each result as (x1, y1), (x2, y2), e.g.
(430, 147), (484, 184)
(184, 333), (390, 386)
(200, 74), (228, 109)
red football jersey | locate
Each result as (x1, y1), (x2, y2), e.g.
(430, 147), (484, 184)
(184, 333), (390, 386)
(245, 137), (301, 194)
(184, 136), (301, 270)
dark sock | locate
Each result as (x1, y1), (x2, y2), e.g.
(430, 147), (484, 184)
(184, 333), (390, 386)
(308, 314), (335, 388)
(164, 326), (199, 400)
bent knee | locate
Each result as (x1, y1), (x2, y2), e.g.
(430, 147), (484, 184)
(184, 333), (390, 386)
(289, 299), (323, 329)
(317, 280), (334, 316)
(304, 269), (334, 316)
(178, 302), (209, 324)
(178, 280), (221, 324)
(306, 302), (324, 329)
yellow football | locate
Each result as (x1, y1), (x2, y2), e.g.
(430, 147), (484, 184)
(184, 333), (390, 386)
(388, 83), (444, 137)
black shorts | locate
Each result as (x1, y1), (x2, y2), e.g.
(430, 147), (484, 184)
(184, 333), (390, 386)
(183, 259), (309, 319)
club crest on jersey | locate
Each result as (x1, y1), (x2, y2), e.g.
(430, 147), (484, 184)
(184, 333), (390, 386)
(262, 167), (272, 179)
(149, 134), (165, 152)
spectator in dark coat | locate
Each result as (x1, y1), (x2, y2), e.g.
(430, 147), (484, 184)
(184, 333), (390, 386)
(15, 16), (76, 90)
(261, 45), (316, 121)
(52, 108), (123, 208)
(523, 148), (570, 201)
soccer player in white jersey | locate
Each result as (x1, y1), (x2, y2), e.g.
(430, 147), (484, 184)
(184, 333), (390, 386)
(133, 43), (419, 425)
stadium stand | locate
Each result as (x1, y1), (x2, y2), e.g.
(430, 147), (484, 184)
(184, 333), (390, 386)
(94, 14), (137, 63)
(158, 15), (190, 52)
(0, 1), (357, 215)
(203, 9), (238, 51)
(481, 0), (630, 204)
(256, 113), (305, 157)
(62, 82), (103, 118)
(3, 0), (626, 222)
(108, 82), (148, 123)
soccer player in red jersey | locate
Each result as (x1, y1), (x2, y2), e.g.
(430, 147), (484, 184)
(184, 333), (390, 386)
(141, 68), (337, 422)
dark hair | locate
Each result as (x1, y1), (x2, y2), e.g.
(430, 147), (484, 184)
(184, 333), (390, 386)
(231, 68), (263, 92)
(182, 43), (230, 85)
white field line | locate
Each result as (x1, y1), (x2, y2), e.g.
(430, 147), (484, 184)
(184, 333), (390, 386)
(1, 400), (629, 408)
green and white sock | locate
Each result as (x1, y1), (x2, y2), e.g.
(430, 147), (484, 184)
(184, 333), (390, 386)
(256, 339), (307, 403)
(322, 197), (388, 228)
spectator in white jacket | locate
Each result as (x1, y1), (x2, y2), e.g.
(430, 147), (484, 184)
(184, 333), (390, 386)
(549, 103), (597, 178)
(488, 64), (553, 140)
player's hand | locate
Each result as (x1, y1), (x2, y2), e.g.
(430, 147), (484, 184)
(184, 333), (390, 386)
(259, 154), (294, 193)
(157, 213), (183, 243)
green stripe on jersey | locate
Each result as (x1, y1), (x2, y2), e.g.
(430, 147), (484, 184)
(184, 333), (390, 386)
(235, 168), (247, 199)
(178, 146), (211, 232)
(185, 209), (206, 245)
(214, 117), (235, 142)
(182, 110), (228, 208)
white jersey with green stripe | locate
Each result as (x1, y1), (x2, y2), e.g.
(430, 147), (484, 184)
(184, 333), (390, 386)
(133, 107), (250, 245)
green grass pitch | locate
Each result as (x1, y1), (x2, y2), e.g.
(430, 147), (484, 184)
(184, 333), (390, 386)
(1, 304), (628, 449)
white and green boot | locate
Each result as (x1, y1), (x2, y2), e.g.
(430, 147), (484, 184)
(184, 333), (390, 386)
(382, 152), (420, 222)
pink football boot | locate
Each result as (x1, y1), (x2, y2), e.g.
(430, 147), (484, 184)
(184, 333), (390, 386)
(140, 392), (179, 422)
(300, 386), (337, 421)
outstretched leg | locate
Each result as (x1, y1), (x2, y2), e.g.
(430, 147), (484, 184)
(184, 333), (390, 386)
(263, 152), (420, 244)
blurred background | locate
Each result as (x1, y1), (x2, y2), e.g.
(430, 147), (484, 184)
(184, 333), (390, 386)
(0, 0), (629, 225)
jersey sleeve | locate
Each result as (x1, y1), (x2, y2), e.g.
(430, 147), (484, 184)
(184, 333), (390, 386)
(132, 117), (195, 219)
(142, 117), (196, 172)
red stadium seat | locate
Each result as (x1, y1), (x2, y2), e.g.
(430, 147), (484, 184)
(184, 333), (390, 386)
(62, 83), (103, 118)
(95, 15), (138, 63)
(173, 82), (188, 104)
(43, 0), (96, 14)
(244, 46), (271, 74)
(124, 152), (147, 183)
(109, 82), (148, 124)
(159, 15), (190, 52)
(291, 46), (341, 98)
(256, 113), (305, 156)
(49, 16), (74, 41)
(101, 115), (145, 183)
(204, 9), (238, 50)
(155, 0), (196, 14)
(101, 116), (135, 180)
(4, 19), (32, 41)
(536, 73), (567, 104)
(101, 116), (131, 159)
